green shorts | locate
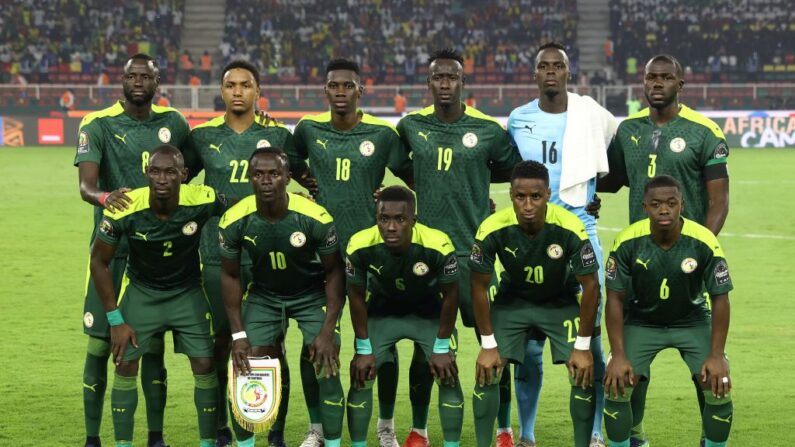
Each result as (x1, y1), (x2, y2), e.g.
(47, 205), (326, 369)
(458, 255), (499, 328)
(83, 256), (127, 337)
(492, 299), (581, 365)
(201, 263), (253, 336)
(118, 279), (214, 361)
(624, 323), (717, 378)
(369, 315), (458, 368)
(243, 291), (338, 348)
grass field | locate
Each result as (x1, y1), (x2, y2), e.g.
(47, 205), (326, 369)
(1, 146), (794, 446)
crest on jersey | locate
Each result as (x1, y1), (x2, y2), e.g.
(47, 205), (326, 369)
(83, 312), (94, 328)
(681, 257), (698, 273)
(413, 262), (429, 276)
(580, 243), (596, 267)
(345, 257), (355, 277)
(470, 243), (483, 264)
(290, 231), (307, 247)
(359, 140), (375, 156)
(78, 131), (89, 154)
(229, 357), (282, 433)
(669, 137), (686, 153)
(714, 260), (731, 285)
(99, 218), (114, 236)
(547, 244), (563, 260)
(443, 256), (458, 276)
(605, 256), (618, 280)
(714, 142), (729, 159)
(257, 139), (271, 149)
(182, 221), (198, 235)
(462, 132), (478, 148)
(158, 127), (172, 143)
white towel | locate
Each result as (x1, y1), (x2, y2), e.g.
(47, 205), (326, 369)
(558, 92), (618, 207)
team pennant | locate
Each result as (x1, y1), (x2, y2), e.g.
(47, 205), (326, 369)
(228, 357), (282, 433)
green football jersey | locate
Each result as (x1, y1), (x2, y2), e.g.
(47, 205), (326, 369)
(605, 218), (733, 327)
(288, 111), (412, 249)
(607, 105), (729, 224)
(95, 184), (224, 291)
(184, 115), (295, 265)
(469, 203), (599, 306)
(74, 101), (190, 257)
(397, 105), (522, 255)
(345, 223), (459, 318)
(218, 193), (339, 300)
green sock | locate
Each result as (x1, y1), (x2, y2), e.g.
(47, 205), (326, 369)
(629, 379), (648, 439)
(702, 390), (733, 444)
(438, 378), (464, 442)
(301, 345), (322, 424)
(570, 386), (596, 447)
(216, 360), (229, 428)
(409, 357), (433, 429)
(693, 375), (707, 439)
(604, 387), (634, 446)
(346, 381), (373, 442)
(271, 352), (290, 432)
(141, 341), (167, 432)
(378, 356), (398, 420)
(111, 373), (138, 444)
(194, 373), (219, 440)
(472, 383), (499, 447)
(317, 372), (345, 440)
(83, 337), (110, 437)
(497, 368), (512, 429)
(229, 396), (253, 442)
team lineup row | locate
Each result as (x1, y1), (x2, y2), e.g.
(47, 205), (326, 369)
(76, 44), (731, 447)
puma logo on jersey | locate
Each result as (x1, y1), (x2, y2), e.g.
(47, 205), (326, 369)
(369, 264), (383, 274)
(113, 133), (128, 144)
(316, 139), (328, 149)
(635, 258), (651, 270)
(346, 401), (368, 409)
(574, 394), (593, 403)
(712, 414), (732, 424)
(83, 383), (99, 393)
(209, 143), (223, 153)
(504, 246), (519, 258)
(524, 124), (535, 134)
(630, 135), (641, 146)
(323, 397), (344, 407)
(603, 409), (619, 420)
(134, 232), (148, 241)
(243, 235), (258, 246)
(417, 131), (431, 141)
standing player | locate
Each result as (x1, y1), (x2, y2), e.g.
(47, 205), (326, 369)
(598, 54), (730, 447)
(470, 161), (600, 447)
(183, 59), (295, 447)
(286, 58), (413, 447)
(89, 145), (225, 447)
(507, 42), (616, 447)
(603, 175), (733, 447)
(397, 48), (522, 447)
(345, 186), (464, 447)
(220, 148), (346, 447)
(75, 53), (190, 447)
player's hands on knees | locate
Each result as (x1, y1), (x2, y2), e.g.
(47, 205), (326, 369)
(104, 188), (132, 212)
(701, 354), (731, 399)
(110, 323), (137, 365)
(604, 353), (634, 399)
(568, 349), (594, 389)
(350, 354), (376, 389)
(475, 348), (503, 387)
(585, 194), (601, 218)
(231, 338), (252, 375)
(430, 352), (459, 386)
(309, 332), (340, 378)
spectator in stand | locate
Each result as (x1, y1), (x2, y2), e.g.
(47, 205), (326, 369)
(394, 89), (407, 115)
(180, 50), (195, 84)
(257, 94), (269, 112)
(60, 88), (75, 112)
(200, 50), (212, 84)
(157, 92), (171, 107)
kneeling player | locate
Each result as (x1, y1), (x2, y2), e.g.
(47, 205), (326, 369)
(470, 161), (600, 447)
(220, 148), (346, 447)
(345, 186), (464, 447)
(90, 145), (226, 447)
(603, 175), (733, 447)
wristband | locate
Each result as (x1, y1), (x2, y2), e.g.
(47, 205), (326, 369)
(106, 309), (124, 326)
(232, 331), (247, 341)
(433, 337), (450, 354)
(98, 192), (110, 205)
(480, 333), (498, 349)
(355, 338), (372, 355)
(574, 336), (591, 350)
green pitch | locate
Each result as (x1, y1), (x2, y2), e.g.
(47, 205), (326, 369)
(0, 147), (792, 445)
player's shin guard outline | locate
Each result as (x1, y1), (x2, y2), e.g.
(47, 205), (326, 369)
(604, 386), (634, 446)
(702, 390), (733, 444)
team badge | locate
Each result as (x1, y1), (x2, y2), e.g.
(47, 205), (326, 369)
(681, 257), (698, 273)
(714, 260), (731, 285)
(669, 137), (686, 153)
(290, 231), (307, 247)
(580, 243), (596, 267)
(443, 256), (459, 275)
(182, 221), (198, 235)
(77, 131), (89, 154)
(470, 244), (483, 264)
(323, 227), (338, 248)
(359, 140), (375, 156)
(413, 262), (429, 276)
(229, 357), (282, 433)
(256, 139), (271, 148)
(158, 127), (172, 143)
(462, 132), (478, 148)
(345, 257), (355, 277)
(83, 312), (94, 328)
(605, 256), (618, 280)
(714, 142), (729, 159)
(547, 244), (563, 260)
(99, 218), (114, 236)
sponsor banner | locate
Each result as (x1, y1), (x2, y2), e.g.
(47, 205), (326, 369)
(38, 118), (64, 144)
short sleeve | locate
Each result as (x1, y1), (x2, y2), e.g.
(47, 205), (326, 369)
(605, 245), (631, 292)
(568, 236), (600, 276)
(74, 119), (104, 166)
(312, 220), (339, 256)
(182, 133), (204, 180)
(468, 234), (497, 274)
(219, 220), (242, 259)
(385, 129), (413, 178)
(703, 255), (733, 296)
(488, 125), (522, 171)
(437, 252), (460, 284)
(172, 112), (191, 148)
(344, 249), (367, 286)
(606, 136), (628, 186)
(700, 129), (729, 168)
(95, 214), (123, 246)
(287, 122), (309, 175)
